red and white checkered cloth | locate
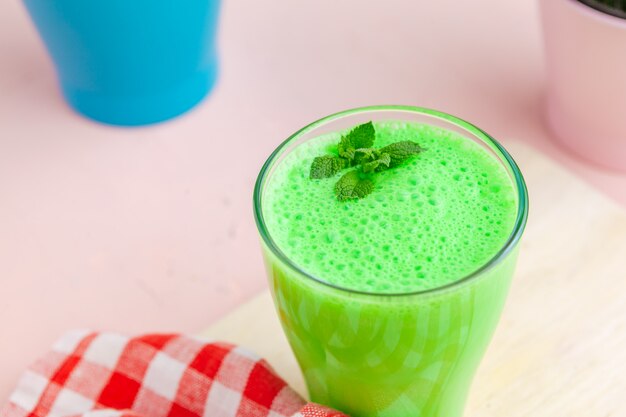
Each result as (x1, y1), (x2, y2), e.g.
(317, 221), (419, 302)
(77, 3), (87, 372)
(1, 331), (347, 417)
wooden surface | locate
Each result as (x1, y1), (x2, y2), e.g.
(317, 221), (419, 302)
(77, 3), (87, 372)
(199, 142), (626, 416)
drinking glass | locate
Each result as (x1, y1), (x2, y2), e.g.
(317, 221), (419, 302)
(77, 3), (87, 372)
(254, 106), (528, 417)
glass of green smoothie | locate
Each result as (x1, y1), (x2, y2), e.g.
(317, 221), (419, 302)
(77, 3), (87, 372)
(254, 106), (528, 417)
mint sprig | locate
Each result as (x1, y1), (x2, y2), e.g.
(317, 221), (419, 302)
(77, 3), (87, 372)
(362, 152), (391, 173)
(309, 121), (425, 201)
(335, 170), (374, 201)
(310, 155), (347, 179)
(379, 141), (425, 168)
(338, 121), (376, 159)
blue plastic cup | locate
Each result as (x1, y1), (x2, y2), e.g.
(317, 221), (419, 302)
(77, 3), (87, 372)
(23, 0), (221, 126)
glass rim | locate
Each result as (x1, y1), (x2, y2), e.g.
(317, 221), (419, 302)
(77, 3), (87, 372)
(253, 105), (529, 297)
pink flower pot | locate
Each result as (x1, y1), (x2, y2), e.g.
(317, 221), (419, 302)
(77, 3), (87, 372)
(540, 0), (626, 172)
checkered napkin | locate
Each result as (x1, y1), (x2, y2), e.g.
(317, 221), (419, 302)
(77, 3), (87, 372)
(1, 331), (347, 417)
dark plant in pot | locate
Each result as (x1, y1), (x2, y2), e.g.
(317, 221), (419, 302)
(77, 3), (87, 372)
(577, 0), (626, 18)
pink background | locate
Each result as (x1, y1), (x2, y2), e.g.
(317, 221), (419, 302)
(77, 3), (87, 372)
(2, 0), (626, 402)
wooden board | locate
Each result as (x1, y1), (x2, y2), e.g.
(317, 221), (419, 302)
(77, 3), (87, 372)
(199, 142), (626, 416)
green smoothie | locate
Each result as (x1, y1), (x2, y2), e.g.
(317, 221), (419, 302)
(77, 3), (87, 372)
(255, 109), (526, 417)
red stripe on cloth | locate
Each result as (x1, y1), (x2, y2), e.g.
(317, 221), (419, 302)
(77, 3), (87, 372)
(97, 372), (142, 409)
(114, 338), (159, 382)
(300, 403), (348, 417)
(29, 333), (98, 417)
(236, 396), (270, 417)
(49, 355), (80, 386)
(243, 361), (287, 409)
(189, 343), (232, 378)
(135, 334), (177, 350)
(172, 367), (212, 416)
(51, 332), (98, 385)
(167, 402), (199, 417)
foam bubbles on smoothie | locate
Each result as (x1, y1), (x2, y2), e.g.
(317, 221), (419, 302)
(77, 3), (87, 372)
(263, 121), (517, 293)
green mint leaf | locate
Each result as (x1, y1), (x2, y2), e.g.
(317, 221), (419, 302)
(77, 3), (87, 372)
(362, 152), (391, 173)
(354, 147), (378, 165)
(347, 122), (376, 148)
(361, 161), (377, 173)
(355, 147), (377, 159)
(338, 121), (376, 160)
(334, 170), (374, 201)
(378, 141), (424, 167)
(378, 152), (391, 167)
(310, 155), (347, 179)
(340, 147), (356, 161)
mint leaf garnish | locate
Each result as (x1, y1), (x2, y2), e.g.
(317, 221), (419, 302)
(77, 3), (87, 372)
(339, 147), (356, 161)
(378, 152), (392, 167)
(362, 152), (391, 173)
(335, 170), (374, 201)
(309, 122), (425, 201)
(354, 147), (378, 165)
(379, 141), (425, 167)
(310, 155), (347, 179)
(338, 121), (375, 160)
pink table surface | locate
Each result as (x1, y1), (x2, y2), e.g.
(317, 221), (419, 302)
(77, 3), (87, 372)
(2, 0), (626, 403)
